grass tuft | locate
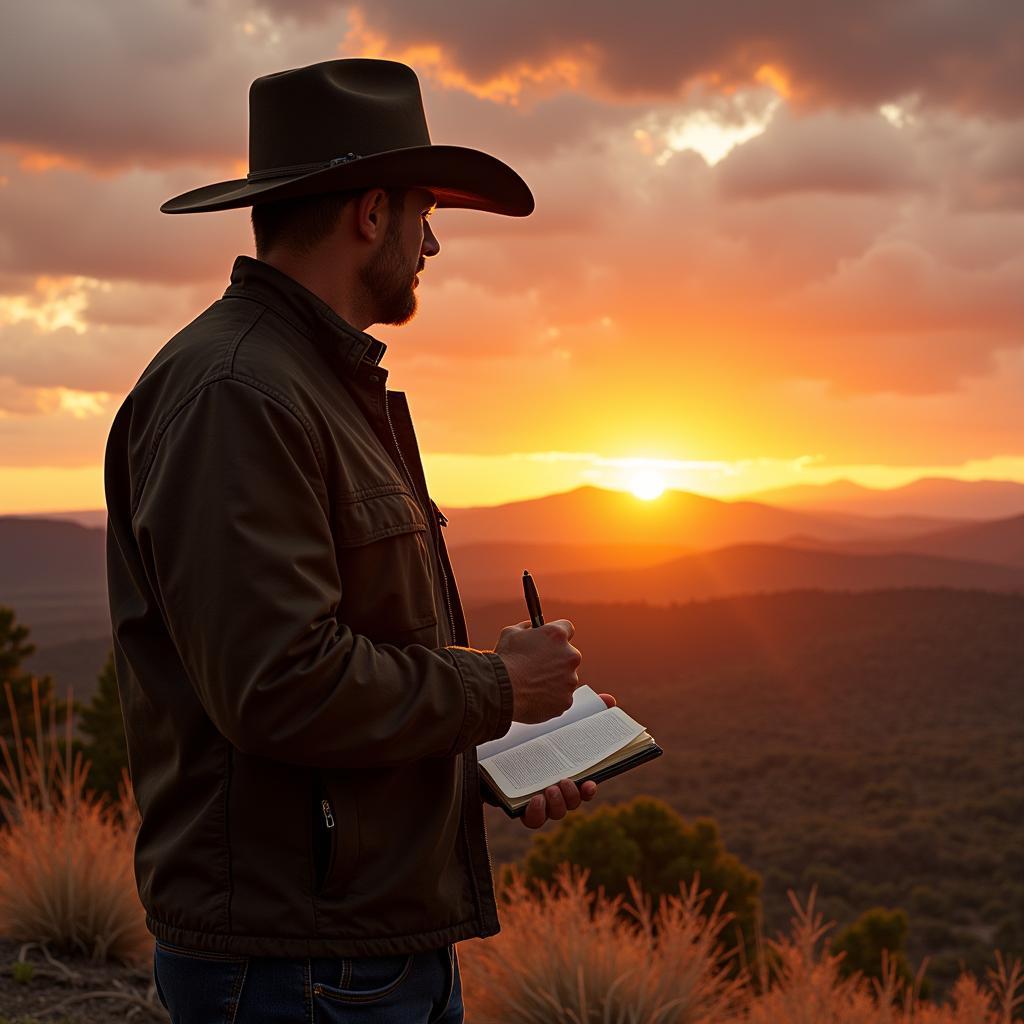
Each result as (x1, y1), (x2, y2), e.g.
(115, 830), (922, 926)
(0, 679), (150, 965)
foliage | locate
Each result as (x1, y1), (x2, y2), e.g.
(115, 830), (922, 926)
(0, 678), (149, 964)
(509, 795), (762, 965)
(460, 870), (1024, 1023)
(461, 861), (746, 1023)
(77, 649), (129, 803)
(0, 607), (65, 751)
(833, 906), (921, 996)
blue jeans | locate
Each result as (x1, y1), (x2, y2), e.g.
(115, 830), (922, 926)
(153, 940), (464, 1023)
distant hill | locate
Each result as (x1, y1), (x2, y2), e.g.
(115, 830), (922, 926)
(885, 513), (1024, 567)
(0, 517), (106, 590)
(746, 476), (1024, 520)
(507, 543), (1024, 606)
(442, 485), (955, 549)
(2, 508), (108, 530)
(446, 542), (690, 601)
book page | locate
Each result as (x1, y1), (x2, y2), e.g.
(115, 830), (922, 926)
(480, 706), (645, 799)
(476, 684), (608, 761)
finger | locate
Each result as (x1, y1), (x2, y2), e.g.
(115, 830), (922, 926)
(546, 618), (575, 641)
(598, 693), (617, 708)
(558, 778), (581, 812)
(521, 794), (546, 829)
(544, 784), (567, 820)
(581, 781), (598, 800)
(502, 620), (533, 635)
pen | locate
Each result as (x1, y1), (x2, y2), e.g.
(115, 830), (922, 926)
(522, 569), (544, 627)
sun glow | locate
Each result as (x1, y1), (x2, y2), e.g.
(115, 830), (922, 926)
(628, 472), (666, 501)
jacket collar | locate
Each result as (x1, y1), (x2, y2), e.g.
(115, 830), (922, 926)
(222, 255), (387, 376)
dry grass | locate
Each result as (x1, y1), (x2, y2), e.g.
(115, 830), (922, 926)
(460, 868), (1023, 1024)
(459, 862), (746, 1023)
(747, 887), (1024, 1024)
(0, 679), (151, 964)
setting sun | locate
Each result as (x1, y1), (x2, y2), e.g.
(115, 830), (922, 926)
(628, 472), (666, 501)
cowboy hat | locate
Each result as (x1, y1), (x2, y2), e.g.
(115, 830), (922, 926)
(160, 58), (534, 217)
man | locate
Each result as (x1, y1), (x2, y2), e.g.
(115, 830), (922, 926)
(104, 58), (616, 1022)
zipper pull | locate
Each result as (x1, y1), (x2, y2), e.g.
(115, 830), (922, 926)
(432, 501), (449, 527)
(321, 798), (335, 829)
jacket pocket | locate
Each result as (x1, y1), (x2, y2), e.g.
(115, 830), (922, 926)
(314, 777), (359, 898)
(331, 486), (439, 639)
(332, 485), (428, 546)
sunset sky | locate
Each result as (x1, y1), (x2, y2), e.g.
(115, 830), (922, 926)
(1, 1), (1022, 513)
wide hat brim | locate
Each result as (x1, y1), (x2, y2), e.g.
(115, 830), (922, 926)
(161, 144), (534, 216)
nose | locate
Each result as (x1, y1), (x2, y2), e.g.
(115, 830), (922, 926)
(422, 219), (440, 259)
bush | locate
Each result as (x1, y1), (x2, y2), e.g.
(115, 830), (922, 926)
(461, 862), (746, 1023)
(0, 679), (150, 964)
(511, 796), (763, 965)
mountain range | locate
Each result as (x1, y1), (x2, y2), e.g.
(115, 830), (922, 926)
(4, 480), (1024, 697)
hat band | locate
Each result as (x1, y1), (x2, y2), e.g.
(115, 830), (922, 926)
(246, 153), (362, 183)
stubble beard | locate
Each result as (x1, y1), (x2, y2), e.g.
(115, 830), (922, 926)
(359, 210), (419, 326)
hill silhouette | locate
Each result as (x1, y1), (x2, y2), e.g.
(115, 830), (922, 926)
(442, 485), (957, 548)
(886, 513), (1024, 567)
(747, 476), (1024, 521)
(470, 543), (1024, 605)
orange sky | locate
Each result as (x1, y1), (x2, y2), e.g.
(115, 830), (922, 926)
(1, 2), (1022, 513)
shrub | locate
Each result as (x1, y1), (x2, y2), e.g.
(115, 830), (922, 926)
(512, 796), (762, 965)
(0, 679), (150, 964)
(460, 861), (746, 1023)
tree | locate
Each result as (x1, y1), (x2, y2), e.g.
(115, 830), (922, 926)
(507, 795), (762, 965)
(832, 906), (926, 996)
(0, 605), (65, 748)
(79, 649), (129, 802)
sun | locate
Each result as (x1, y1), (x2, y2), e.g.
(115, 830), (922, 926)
(628, 471), (666, 501)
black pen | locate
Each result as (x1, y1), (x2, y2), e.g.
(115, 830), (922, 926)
(522, 569), (544, 627)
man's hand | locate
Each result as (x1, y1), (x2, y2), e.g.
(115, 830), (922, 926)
(520, 692), (616, 830)
(494, 618), (583, 724)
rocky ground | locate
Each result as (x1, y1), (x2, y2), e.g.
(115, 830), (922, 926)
(0, 940), (167, 1023)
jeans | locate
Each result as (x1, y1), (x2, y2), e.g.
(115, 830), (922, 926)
(153, 940), (464, 1023)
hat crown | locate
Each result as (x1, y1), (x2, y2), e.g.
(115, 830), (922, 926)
(248, 59), (432, 174)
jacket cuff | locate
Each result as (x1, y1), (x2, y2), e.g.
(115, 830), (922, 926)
(444, 647), (515, 754)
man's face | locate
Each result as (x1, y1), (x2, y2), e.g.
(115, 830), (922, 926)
(359, 187), (439, 326)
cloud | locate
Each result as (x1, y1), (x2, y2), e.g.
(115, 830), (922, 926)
(716, 108), (925, 198)
(329, 0), (1024, 115)
(0, 153), (252, 284)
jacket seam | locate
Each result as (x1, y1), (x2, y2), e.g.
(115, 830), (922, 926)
(336, 482), (414, 504)
(442, 649), (476, 757)
(130, 305), (263, 515)
(225, 744), (234, 934)
(130, 368), (328, 521)
(334, 521), (428, 547)
(147, 913), (482, 946)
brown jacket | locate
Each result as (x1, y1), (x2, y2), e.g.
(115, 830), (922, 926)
(103, 255), (514, 957)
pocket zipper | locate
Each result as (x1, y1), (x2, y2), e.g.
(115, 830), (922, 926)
(321, 798), (335, 830)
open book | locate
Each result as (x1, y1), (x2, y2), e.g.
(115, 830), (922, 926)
(476, 685), (662, 818)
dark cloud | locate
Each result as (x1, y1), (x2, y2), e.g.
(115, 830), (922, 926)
(0, 155), (252, 284)
(716, 109), (925, 198)
(326, 0), (1024, 115)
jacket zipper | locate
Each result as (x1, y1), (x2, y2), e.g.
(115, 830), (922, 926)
(431, 503), (458, 649)
(383, 390), (457, 647)
(317, 795), (336, 894)
(382, 388), (494, 920)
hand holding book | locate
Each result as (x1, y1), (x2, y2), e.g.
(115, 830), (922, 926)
(480, 572), (663, 820)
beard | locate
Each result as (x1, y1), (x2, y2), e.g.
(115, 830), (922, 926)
(358, 209), (421, 326)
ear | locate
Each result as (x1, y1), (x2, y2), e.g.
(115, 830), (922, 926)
(353, 188), (390, 243)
